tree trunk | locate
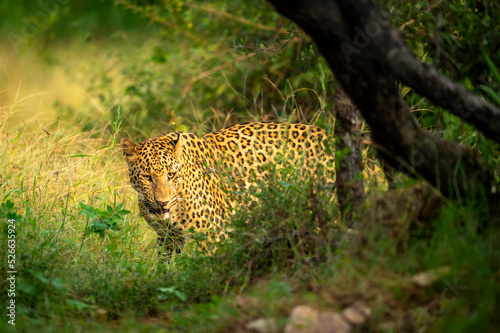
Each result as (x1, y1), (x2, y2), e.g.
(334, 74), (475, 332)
(334, 86), (365, 225)
(267, 0), (499, 210)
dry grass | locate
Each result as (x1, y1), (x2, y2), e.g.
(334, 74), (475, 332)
(0, 91), (158, 263)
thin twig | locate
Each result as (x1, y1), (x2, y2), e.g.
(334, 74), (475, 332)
(186, 3), (289, 33)
(182, 52), (257, 96)
(115, 0), (207, 45)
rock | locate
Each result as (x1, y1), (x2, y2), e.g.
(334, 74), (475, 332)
(412, 266), (450, 287)
(95, 308), (108, 322)
(317, 311), (351, 333)
(285, 305), (318, 333)
(235, 295), (260, 309)
(284, 305), (352, 333)
(342, 301), (372, 325)
(246, 318), (279, 333)
(379, 321), (397, 331)
(342, 307), (365, 325)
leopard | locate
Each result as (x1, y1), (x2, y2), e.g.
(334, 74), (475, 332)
(120, 122), (334, 254)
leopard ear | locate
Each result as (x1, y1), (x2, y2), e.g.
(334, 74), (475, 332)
(172, 133), (184, 161)
(120, 138), (138, 165)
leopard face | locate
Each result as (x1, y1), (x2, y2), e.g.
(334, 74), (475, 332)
(121, 133), (185, 233)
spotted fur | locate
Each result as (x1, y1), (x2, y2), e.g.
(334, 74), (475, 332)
(121, 122), (334, 254)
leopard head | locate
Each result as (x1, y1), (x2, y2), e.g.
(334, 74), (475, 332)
(120, 133), (184, 226)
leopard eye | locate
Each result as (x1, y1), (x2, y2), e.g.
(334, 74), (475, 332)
(167, 172), (176, 180)
(144, 175), (153, 182)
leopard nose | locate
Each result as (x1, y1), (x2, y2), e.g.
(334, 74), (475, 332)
(157, 200), (169, 207)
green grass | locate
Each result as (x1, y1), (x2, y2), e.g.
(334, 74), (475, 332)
(1, 106), (499, 332)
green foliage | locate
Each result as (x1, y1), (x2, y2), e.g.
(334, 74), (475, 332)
(380, 1), (500, 180)
(157, 286), (188, 302)
(0, 200), (23, 221)
(0, 0), (152, 46)
(2, 144), (500, 332)
(79, 201), (130, 238)
(0, 206), (67, 325)
(383, 0), (499, 89)
(43, 0), (333, 139)
(219, 169), (338, 277)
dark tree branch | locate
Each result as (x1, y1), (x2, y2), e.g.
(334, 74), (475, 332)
(267, 0), (498, 205)
(341, 1), (500, 143)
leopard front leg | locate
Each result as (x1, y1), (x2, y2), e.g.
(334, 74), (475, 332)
(156, 231), (185, 257)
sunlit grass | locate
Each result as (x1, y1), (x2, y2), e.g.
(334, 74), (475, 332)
(0, 95), (161, 326)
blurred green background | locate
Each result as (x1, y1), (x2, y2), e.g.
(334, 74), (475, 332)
(2, 0), (497, 141)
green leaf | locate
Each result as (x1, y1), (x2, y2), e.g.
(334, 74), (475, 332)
(158, 286), (187, 301)
(174, 290), (187, 302)
(117, 209), (131, 216)
(279, 180), (292, 188)
(9, 132), (22, 144)
(51, 277), (67, 291)
(79, 202), (90, 210)
(480, 85), (500, 106)
(79, 208), (97, 218)
(67, 154), (100, 159)
(66, 299), (89, 312)
(482, 51), (500, 83)
(35, 273), (49, 284)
